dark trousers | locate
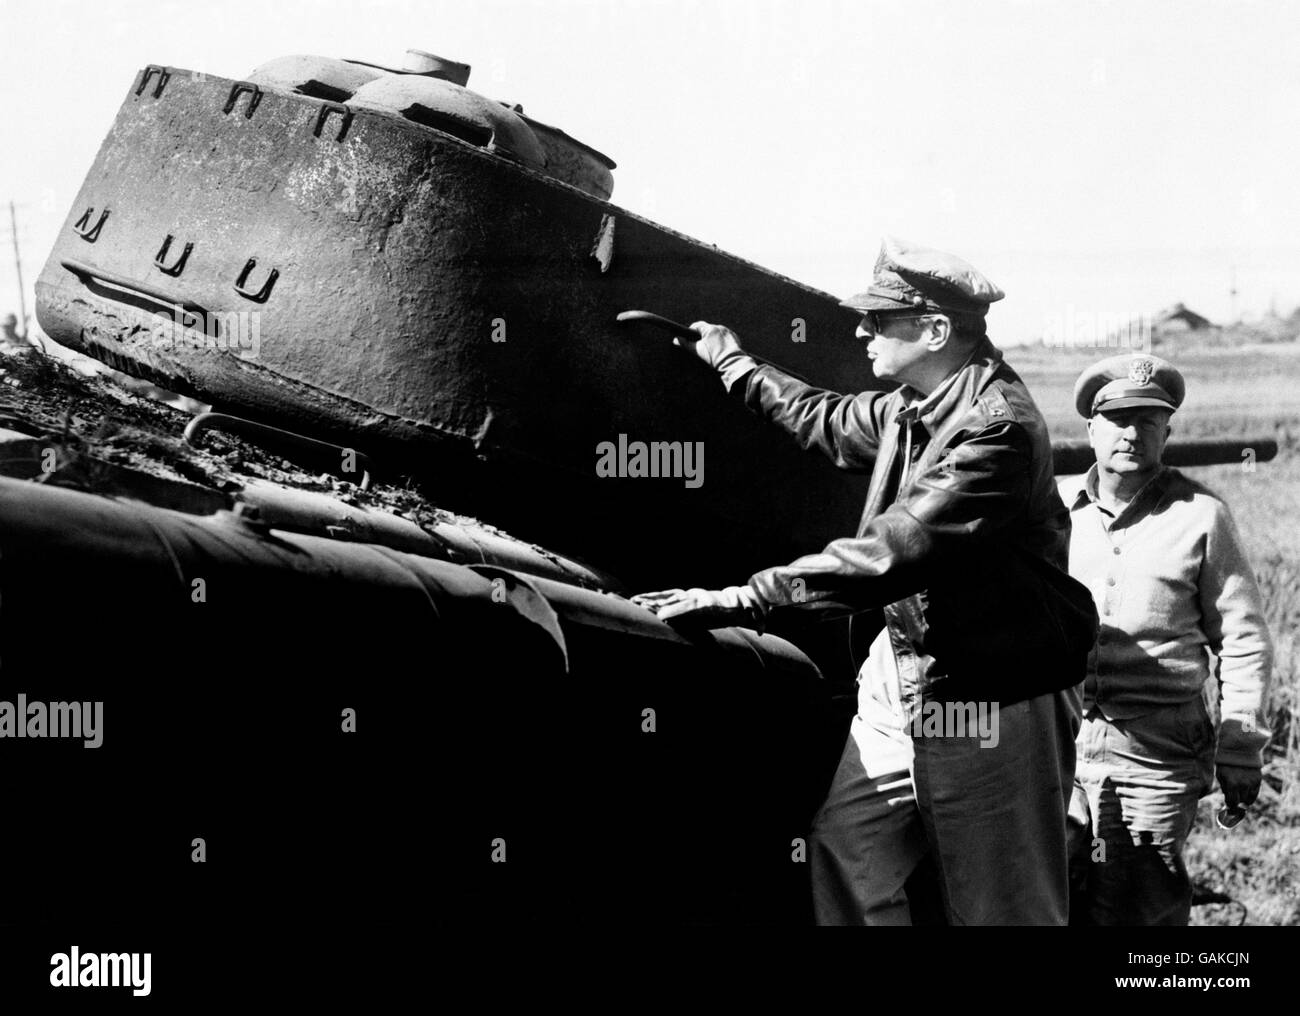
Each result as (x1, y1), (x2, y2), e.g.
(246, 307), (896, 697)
(1067, 697), (1216, 925)
(809, 687), (1080, 925)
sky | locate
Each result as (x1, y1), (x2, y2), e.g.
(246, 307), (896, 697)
(1, 0), (1297, 345)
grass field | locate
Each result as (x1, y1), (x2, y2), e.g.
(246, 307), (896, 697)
(1010, 341), (1300, 925)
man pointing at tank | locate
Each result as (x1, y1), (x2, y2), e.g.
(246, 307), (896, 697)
(634, 237), (1096, 925)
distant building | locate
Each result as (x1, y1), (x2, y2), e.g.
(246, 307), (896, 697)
(1153, 302), (1212, 333)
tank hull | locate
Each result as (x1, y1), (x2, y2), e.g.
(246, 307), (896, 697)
(0, 476), (841, 925)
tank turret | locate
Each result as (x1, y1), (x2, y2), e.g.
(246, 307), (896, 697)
(34, 50), (874, 594)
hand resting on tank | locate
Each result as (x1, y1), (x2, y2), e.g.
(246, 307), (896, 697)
(630, 585), (767, 631)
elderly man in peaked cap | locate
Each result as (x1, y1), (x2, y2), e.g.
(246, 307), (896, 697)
(1061, 353), (1273, 925)
(635, 237), (1096, 925)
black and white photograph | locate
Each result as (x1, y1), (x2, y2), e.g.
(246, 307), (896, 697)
(0, 0), (1295, 1000)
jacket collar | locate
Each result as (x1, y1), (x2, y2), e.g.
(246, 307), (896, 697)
(1074, 462), (1171, 524)
(894, 336), (1003, 433)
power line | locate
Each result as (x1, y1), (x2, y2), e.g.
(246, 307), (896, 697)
(9, 201), (29, 338)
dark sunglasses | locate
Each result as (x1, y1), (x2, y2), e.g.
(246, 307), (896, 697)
(861, 312), (933, 334)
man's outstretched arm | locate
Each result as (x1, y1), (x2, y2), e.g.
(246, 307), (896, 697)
(683, 321), (888, 472)
(637, 417), (1034, 629)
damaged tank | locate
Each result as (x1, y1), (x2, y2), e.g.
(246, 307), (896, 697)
(16, 48), (873, 929)
(8, 50), (1278, 930)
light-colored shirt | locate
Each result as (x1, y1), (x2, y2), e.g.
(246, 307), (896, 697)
(854, 623), (913, 778)
(849, 369), (978, 778)
(1057, 464), (1272, 768)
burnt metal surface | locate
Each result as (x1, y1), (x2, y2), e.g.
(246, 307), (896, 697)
(34, 61), (876, 591)
(184, 411), (374, 489)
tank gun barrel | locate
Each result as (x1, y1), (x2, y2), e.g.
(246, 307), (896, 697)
(617, 310), (1281, 479)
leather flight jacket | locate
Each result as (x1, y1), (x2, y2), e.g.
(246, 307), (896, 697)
(733, 337), (1098, 707)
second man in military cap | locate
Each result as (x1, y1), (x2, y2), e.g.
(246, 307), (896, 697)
(1062, 352), (1273, 925)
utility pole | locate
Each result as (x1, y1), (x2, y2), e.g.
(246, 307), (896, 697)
(9, 200), (27, 340)
(1229, 263), (1238, 324)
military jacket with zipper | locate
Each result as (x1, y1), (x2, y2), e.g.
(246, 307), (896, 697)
(724, 336), (1097, 706)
